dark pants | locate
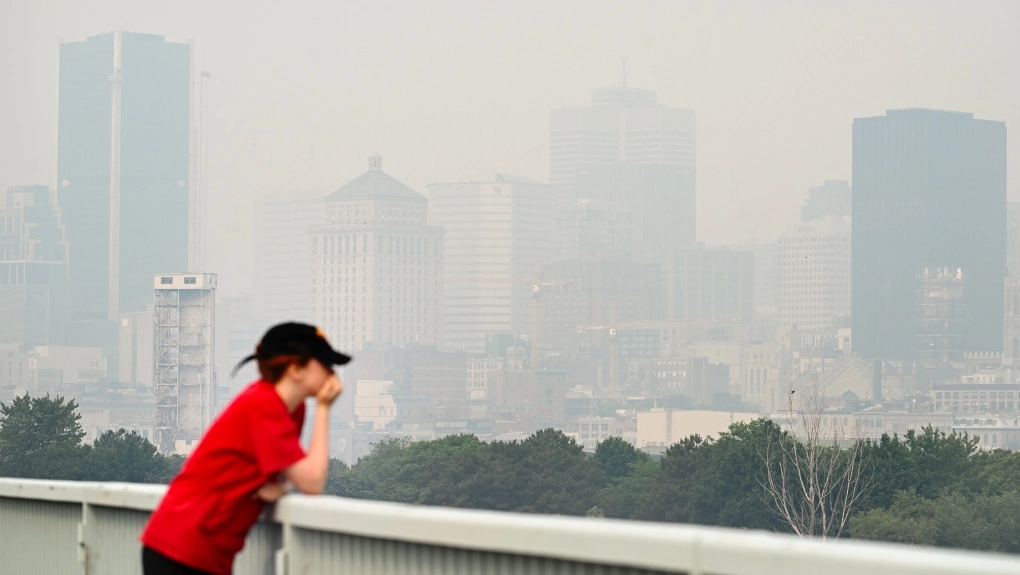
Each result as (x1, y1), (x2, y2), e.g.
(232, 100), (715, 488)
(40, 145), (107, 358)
(142, 546), (216, 575)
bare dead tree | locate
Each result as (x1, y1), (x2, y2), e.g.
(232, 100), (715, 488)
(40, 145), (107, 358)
(758, 385), (873, 538)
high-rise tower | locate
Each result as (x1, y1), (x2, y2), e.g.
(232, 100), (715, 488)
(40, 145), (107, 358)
(852, 109), (1006, 360)
(58, 32), (190, 326)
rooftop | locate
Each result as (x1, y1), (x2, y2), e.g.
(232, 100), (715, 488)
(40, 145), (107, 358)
(326, 155), (426, 202)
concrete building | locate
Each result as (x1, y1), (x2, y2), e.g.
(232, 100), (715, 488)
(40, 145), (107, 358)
(552, 199), (633, 262)
(534, 256), (661, 357)
(253, 191), (325, 326)
(1008, 202), (1020, 277)
(0, 185), (69, 348)
(573, 164), (696, 258)
(153, 273), (216, 454)
(310, 156), (443, 351)
(852, 109), (1006, 361)
(215, 296), (261, 400)
(354, 380), (397, 431)
(58, 31), (190, 327)
(771, 409), (954, 442)
(118, 308), (153, 386)
(550, 83), (696, 205)
(953, 417), (1020, 450)
(778, 215), (851, 330)
(0, 345), (106, 392)
(426, 176), (555, 353)
(664, 245), (754, 323)
(931, 382), (1020, 415)
(801, 180), (851, 223)
(731, 241), (778, 337)
(636, 409), (759, 448)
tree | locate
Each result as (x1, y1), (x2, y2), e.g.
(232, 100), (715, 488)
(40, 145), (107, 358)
(0, 393), (87, 479)
(514, 429), (602, 515)
(597, 459), (658, 519)
(85, 429), (170, 483)
(593, 436), (648, 483)
(635, 421), (781, 531)
(851, 490), (1020, 553)
(758, 390), (872, 538)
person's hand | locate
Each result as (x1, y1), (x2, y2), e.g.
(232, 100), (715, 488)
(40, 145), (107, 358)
(253, 482), (287, 502)
(316, 374), (343, 407)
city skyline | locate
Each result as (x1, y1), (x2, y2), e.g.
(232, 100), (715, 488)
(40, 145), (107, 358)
(3, 1), (1020, 297)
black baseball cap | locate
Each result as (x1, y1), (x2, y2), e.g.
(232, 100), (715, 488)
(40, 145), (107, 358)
(232, 322), (352, 376)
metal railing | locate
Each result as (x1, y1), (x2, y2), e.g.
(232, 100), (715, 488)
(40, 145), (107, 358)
(2, 478), (1020, 575)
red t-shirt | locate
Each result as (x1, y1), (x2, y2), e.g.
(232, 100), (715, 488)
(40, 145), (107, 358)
(141, 380), (306, 575)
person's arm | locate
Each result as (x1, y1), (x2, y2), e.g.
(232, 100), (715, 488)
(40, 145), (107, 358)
(284, 375), (342, 494)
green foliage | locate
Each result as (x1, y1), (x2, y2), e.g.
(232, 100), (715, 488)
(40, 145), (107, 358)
(862, 426), (980, 510)
(0, 393), (180, 484)
(3, 392), (1019, 556)
(851, 490), (1020, 553)
(87, 429), (177, 483)
(634, 419), (786, 531)
(0, 394), (88, 479)
(594, 436), (649, 483)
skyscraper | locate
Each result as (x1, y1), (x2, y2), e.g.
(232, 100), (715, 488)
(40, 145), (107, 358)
(574, 164), (696, 257)
(0, 185), (69, 347)
(427, 175), (554, 353)
(801, 180), (851, 223)
(310, 156), (443, 351)
(550, 84), (696, 206)
(57, 32), (190, 328)
(253, 190), (325, 326)
(777, 181), (853, 332)
(852, 109), (1006, 361)
(665, 245), (754, 323)
(779, 215), (852, 331)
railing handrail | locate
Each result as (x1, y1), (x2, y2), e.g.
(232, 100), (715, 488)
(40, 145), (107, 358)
(3, 478), (1020, 575)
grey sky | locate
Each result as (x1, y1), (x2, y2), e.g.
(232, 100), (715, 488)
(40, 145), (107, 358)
(3, 0), (1018, 296)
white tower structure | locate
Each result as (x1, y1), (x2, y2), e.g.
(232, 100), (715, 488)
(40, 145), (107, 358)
(153, 272), (217, 455)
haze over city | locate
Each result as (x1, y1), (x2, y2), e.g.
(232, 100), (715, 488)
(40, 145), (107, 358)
(4, 2), (1020, 571)
(3, 1), (1019, 295)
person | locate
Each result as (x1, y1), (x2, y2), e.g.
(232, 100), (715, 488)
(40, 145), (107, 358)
(140, 322), (350, 575)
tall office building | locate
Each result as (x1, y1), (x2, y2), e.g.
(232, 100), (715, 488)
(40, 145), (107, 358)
(1007, 202), (1020, 277)
(550, 84), (696, 205)
(0, 185), (69, 348)
(552, 199), (633, 262)
(153, 273), (216, 455)
(664, 245), (754, 323)
(58, 32), (190, 328)
(778, 216), (852, 330)
(852, 109), (1006, 361)
(310, 156), (443, 351)
(801, 180), (851, 223)
(574, 164), (696, 257)
(427, 175), (554, 353)
(253, 191), (325, 326)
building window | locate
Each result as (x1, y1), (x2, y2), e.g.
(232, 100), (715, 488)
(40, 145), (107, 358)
(184, 277), (197, 285)
(160, 277), (173, 284)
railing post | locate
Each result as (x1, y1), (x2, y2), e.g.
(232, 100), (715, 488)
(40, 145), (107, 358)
(78, 500), (92, 575)
(275, 520), (291, 575)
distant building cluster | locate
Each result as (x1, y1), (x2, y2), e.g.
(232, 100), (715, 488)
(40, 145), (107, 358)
(3, 32), (1019, 458)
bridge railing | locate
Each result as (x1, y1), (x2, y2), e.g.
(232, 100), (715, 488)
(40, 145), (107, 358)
(2, 478), (1020, 575)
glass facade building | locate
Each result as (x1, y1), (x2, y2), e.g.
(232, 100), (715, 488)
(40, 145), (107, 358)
(57, 31), (190, 323)
(851, 109), (1006, 361)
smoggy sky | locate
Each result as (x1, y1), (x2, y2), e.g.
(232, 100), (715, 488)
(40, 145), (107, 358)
(2, 0), (1018, 296)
